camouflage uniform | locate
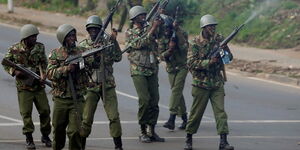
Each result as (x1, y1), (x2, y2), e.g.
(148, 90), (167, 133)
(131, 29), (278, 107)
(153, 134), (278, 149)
(2, 41), (51, 138)
(79, 38), (123, 138)
(185, 32), (233, 135)
(157, 27), (189, 128)
(47, 46), (88, 150)
(126, 26), (160, 126)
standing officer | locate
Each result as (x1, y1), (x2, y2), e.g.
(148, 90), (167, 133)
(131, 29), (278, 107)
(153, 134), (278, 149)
(125, 6), (164, 143)
(157, 15), (189, 130)
(79, 15), (123, 150)
(47, 24), (88, 150)
(184, 14), (234, 150)
(2, 24), (52, 149)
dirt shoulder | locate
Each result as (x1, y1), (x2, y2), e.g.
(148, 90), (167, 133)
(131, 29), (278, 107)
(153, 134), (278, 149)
(0, 4), (299, 86)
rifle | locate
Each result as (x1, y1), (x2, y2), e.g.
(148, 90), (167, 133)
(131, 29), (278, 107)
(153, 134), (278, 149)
(121, 0), (170, 54)
(94, 0), (122, 44)
(207, 23), (245, 64)
(170, 6), (180, 43)
(1, 58), (52, 88)
(64, 44), (114, 65)
(146, 0), (169, 22)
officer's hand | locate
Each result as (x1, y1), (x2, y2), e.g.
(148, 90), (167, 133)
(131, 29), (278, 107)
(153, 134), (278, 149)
(110, 28), (118, 40)
(169, 41), (176, 51)
(40, 74), (46, 82)
(67, 64), (77, 73)
(209, 57), (219, 64)
(14, 70), (27, 79)
(173, 21), (179, 30)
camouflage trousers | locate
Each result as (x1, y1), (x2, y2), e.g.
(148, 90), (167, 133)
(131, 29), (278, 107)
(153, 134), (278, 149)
(132, 74), (159, 126)
(185, 86), (229, 135)
(52, 96), (84, 150)
(17, 89), (51, 135)
(168, 68), (188, 116)
(81, 87), (122, 138)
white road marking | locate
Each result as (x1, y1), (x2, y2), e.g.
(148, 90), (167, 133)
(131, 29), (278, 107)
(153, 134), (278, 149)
(227, 71), (300, 89)
(1, 120), (300, 127)
(116, 90), (213, 120)
(0, 135), (299, 143)
(0, 115), (22, 123)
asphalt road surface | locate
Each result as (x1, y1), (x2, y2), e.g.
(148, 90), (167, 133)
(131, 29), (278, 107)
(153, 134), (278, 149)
(0, 24), (299, 150)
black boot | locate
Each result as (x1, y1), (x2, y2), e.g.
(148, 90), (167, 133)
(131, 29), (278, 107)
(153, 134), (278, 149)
(148, 125), (165, 142)
(178, 114), (187, 130)
(163, 114), (176, 130)
(139, 124), (151, 143)
(41, 134), (52, 147)
(184, 133), (192, 150)
(219, 134), (234, 150)
(113, 136), (123, 150)
(25, 133), (36, 149)
(81, 137), (86, 150)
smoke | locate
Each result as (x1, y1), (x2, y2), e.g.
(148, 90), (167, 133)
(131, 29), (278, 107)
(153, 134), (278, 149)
(244, 0), (281, 24)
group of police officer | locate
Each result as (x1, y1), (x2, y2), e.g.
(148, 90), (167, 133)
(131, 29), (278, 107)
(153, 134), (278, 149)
(2, 3), (234, 150)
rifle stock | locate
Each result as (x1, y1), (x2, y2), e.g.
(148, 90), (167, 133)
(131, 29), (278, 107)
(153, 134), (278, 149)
(1, 58), (52, 88)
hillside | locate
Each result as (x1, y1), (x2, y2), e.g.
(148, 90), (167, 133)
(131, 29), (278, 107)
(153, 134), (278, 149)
(1, 0), (299, 49)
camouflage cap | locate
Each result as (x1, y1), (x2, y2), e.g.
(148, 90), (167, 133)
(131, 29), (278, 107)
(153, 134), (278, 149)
(20, 24), (39, 40)
(56, 24), (76, 45)
(86, 15), (103, 29)
(200, 14), (218, 28)
(129, 6), (147, 20)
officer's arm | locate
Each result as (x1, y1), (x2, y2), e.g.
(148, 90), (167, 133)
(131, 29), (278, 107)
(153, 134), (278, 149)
(111, 39), (122, 62)
(2, 46), (16, 76)
(187, 42), (210, 71)
(46, 50), (69, 81)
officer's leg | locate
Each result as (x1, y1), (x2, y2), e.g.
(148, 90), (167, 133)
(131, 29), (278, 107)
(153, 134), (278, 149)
(18, 90), (36, 149)
(132, 75), (151, 142)
(52, 97), (69, 150)
(81, 90), (100, 137)
(147, 74), (165, 142)
(18, 90), (34, 135)
(210, 86), (233, 150)
(184, 87), (210, 150)
(67, 97), (84, 150)
(103, 88), (123, 149)
(33, 89), (52, 147)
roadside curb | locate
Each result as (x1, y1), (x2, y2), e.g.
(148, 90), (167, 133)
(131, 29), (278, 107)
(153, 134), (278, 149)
(228, 69), (300, 87)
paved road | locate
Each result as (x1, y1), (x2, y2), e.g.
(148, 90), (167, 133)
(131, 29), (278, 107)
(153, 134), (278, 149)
(0, 24), (300, 150)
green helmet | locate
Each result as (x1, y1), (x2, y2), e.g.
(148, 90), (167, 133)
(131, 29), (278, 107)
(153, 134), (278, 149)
(129, 6), (147, 20)
(20, 24), (39, 40)
(56, 24), (76, 45)
(200, 14), (218, 28)
(86, 15), (103, 29)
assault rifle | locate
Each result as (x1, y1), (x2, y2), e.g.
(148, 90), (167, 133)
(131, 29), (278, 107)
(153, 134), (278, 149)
(207, 24), (245, 64)
(94, 0), (122, 44)
(1, 58), (52, 88)
(146, 0), (169, 22)
(170, 6), (180, 43)
(64, 44), (113, 66)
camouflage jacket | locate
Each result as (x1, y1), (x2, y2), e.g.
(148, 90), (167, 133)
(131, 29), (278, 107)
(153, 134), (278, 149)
(2, 41), (47, 91)
(187, 32), (233, 89)
(79, 37), (122, 92)
(46, 46), (88, 98)
(125, 26), (159, 76)
(157, 27), (189, 73)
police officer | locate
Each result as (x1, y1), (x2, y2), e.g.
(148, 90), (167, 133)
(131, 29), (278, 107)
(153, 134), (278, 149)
(125, 6), (164, 143)
(79, 15), (123, 150)
(47, 24), (88, 150)
(2, 24), (52, 149)
(157, 15), (189, 130)
(184, 14), (234, 150)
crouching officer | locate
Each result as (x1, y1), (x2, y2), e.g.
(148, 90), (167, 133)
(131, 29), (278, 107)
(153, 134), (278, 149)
(126, 6), (164, 143)
(79, 15), (124, 150)
(2, 24), (52, 149)
(47, 24), (88, 150)
(184, 14), (234, 150)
